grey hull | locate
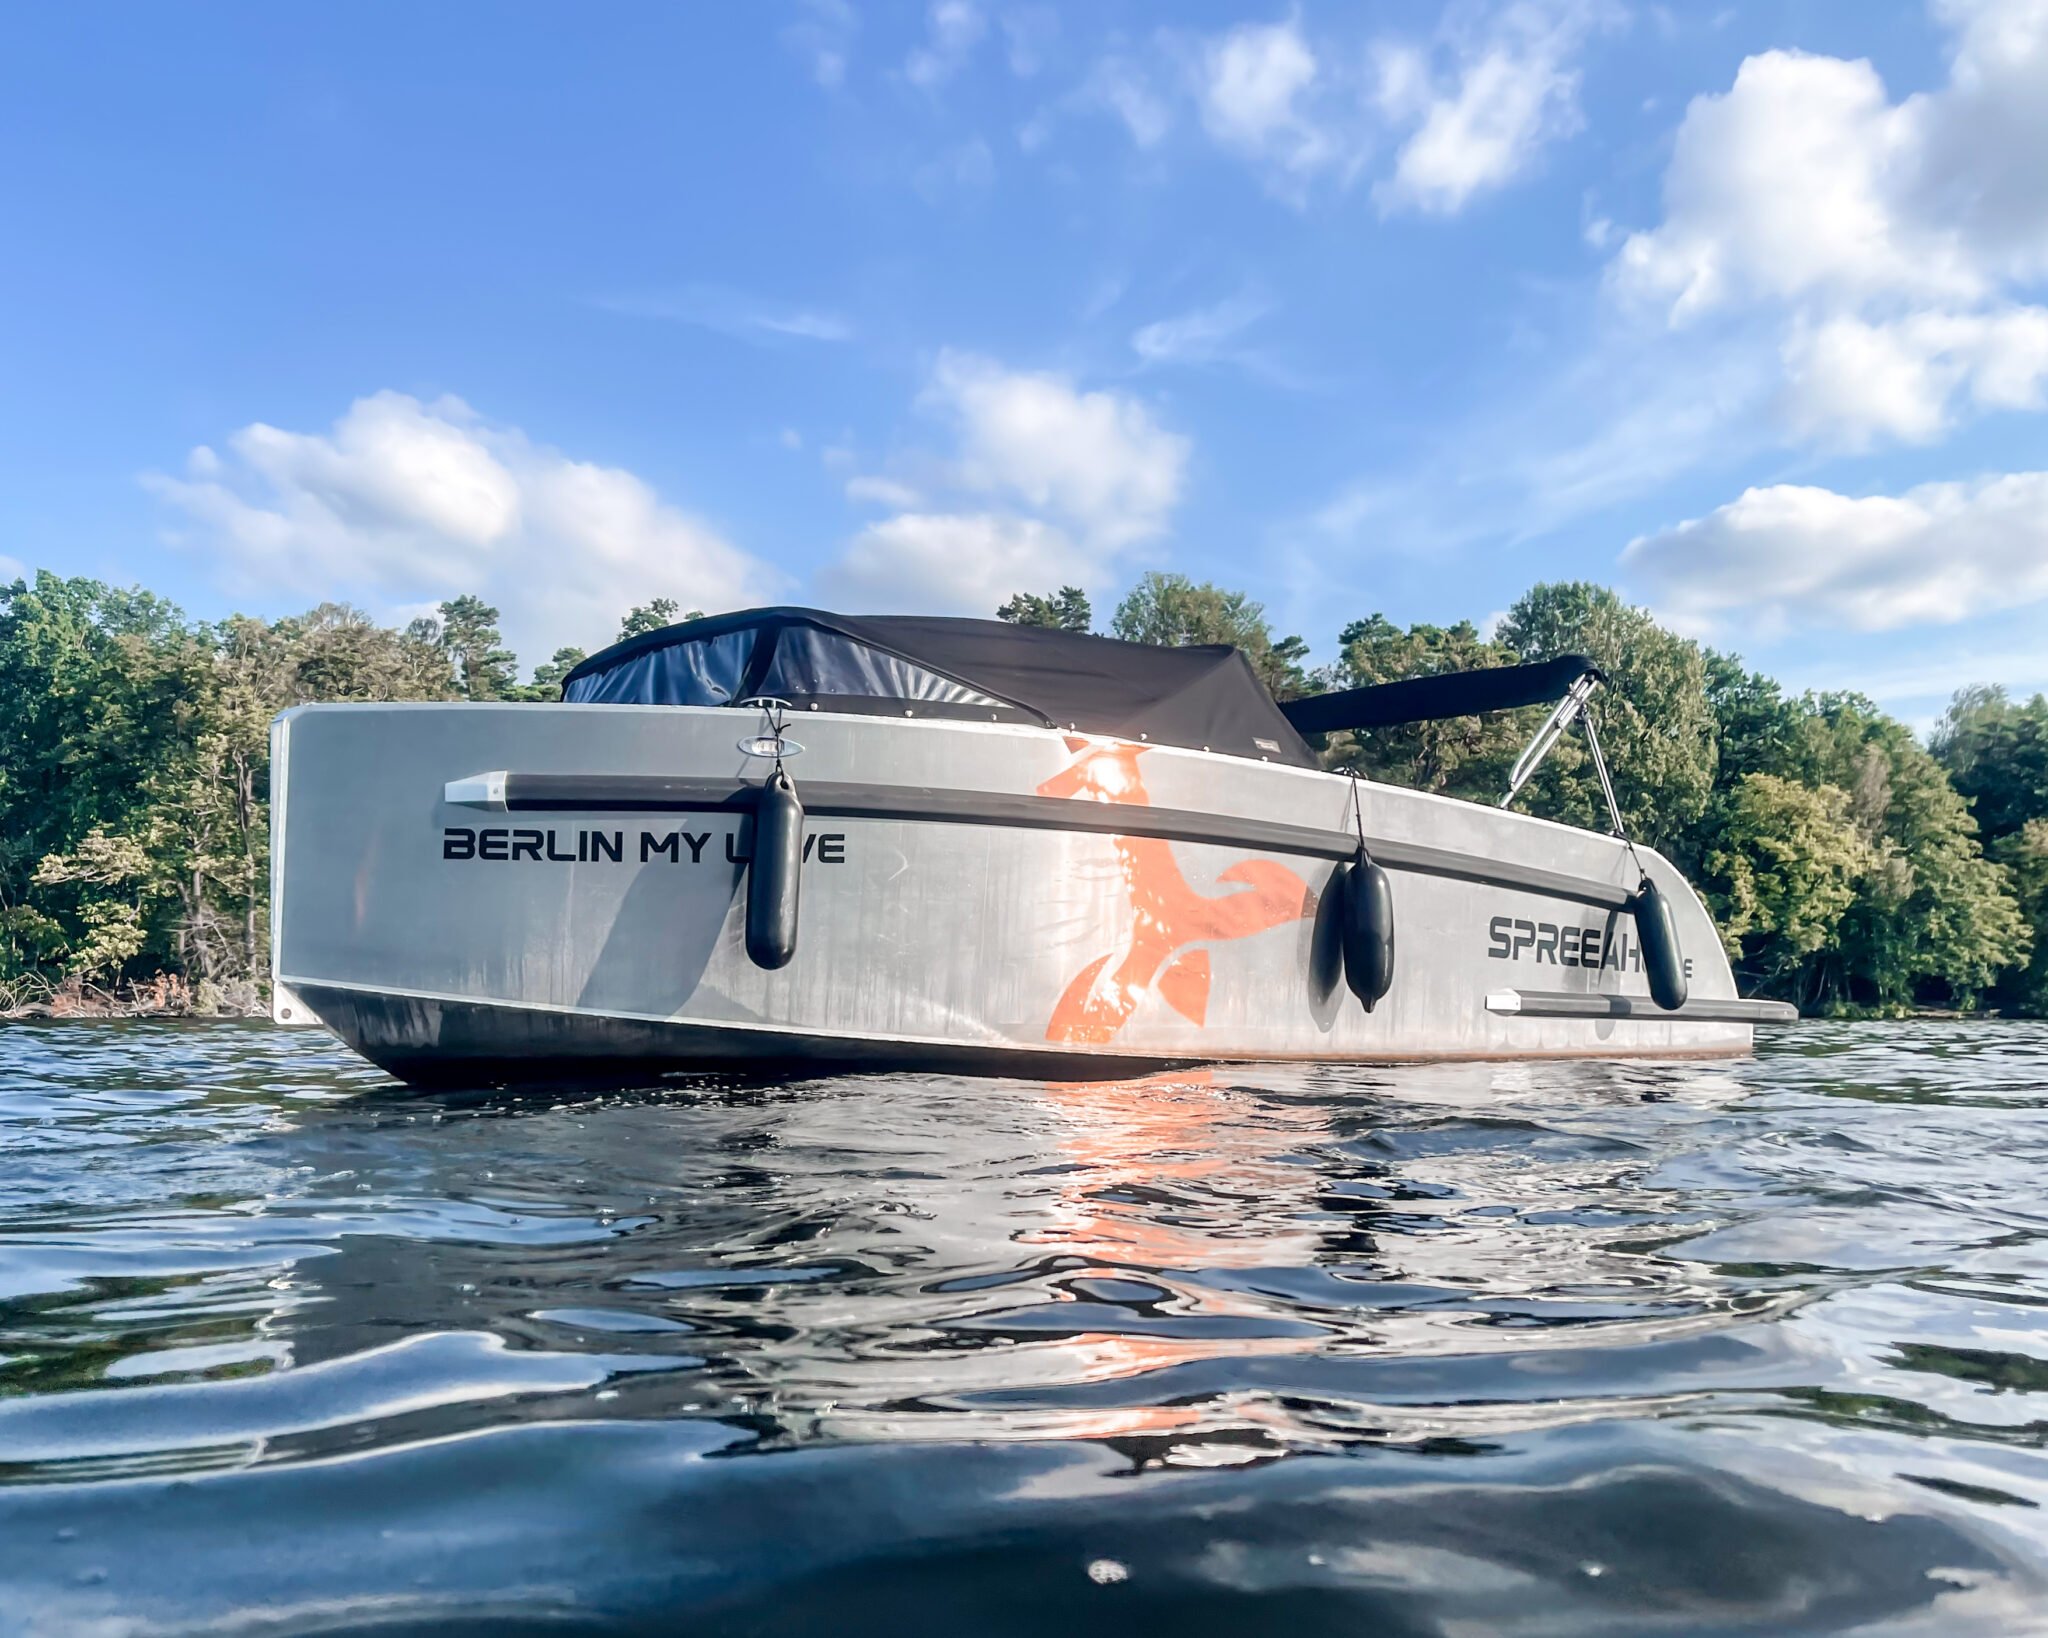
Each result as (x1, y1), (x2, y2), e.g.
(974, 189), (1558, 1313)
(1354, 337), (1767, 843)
(293, 984), (1194, 1084)
(272, 702), (1766, 1085)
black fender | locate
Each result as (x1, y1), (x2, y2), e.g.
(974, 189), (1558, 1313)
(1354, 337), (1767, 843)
(1631, 874), (1688, 1011)
(745, 770), (803, 969)
(1340, 845), (1396, 1011)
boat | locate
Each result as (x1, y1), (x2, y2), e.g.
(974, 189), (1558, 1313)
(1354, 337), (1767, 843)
(268, 606), (1795, 1084)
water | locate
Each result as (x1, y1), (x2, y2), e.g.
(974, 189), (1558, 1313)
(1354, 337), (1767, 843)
(2, 1021), (2046, 1635)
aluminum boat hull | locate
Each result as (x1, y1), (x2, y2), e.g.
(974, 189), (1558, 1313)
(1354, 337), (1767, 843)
(271, 703), (1757, 1083)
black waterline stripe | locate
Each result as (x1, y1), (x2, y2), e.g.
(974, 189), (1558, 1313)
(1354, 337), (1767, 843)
(491, 773), (1637, 911)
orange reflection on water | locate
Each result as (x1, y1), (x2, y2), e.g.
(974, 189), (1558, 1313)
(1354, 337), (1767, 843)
(1001, 1069), (1332, 1444)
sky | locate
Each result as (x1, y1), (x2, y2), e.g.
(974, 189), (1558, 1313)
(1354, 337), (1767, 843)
(3, 0), (2045, 726)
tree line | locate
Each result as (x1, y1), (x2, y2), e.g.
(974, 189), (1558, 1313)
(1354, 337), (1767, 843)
(0, 568), (2039, 1017)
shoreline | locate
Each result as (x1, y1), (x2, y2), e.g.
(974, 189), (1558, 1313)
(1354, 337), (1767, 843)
(0, 975), (265, 1022)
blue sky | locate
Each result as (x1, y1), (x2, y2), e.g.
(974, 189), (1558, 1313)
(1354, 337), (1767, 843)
(3, 1), (2044, 724)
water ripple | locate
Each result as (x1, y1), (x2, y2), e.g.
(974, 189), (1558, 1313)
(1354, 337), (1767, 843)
(0, 1016), (2044, 1633)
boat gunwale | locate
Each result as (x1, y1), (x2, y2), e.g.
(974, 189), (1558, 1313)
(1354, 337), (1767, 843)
(453, 771), (1640, 912)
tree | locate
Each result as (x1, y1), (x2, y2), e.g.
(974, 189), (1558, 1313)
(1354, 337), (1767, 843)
(1698, 775), (1870, 1001)
(1319, 614), (1525, 794)
(30, 830), (159, 987)
(619, 598), (696, 642)
(434, 596), (519, 702)
(1801, 697), (2027, 1011)
(1496, 582), (1716, 854)
(275, 604), (457, 703)
(1992, 820), (2048, 1014)
(1703, 649), (1810, 786)
(1111, 572), (1311, 698)
(998, 587), (1093, 633)
(1934, 686), (2048, 844)
(520, 646), (588, 700)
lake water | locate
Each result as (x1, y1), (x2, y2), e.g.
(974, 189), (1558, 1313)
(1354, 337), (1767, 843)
(1, 1020), (2045, 1634)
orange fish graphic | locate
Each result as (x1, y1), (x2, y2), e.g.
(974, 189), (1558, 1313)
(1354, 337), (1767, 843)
(1038, 739), (1315, 1044)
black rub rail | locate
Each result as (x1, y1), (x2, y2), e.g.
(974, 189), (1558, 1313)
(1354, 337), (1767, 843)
(482, 773), (1639, 912)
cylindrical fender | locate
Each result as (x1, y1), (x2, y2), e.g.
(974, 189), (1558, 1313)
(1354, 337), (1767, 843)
(1340, 845), (1395, 1011)
(1631, 874), (1688, 1011)
(745, 769), (803, 970)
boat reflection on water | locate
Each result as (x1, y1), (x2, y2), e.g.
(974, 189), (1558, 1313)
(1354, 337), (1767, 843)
(241, 1055), (1769, 1466)
(858, 1069), (1340, 1463)
(5, 1021), (2048, 1633)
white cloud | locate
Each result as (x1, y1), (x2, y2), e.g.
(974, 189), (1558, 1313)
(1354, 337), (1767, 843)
(782, 0), (858, 88)
(1613, 51), (1975, 316)
(820, 354), (1189, 614)
(1612, 1), (2048, 447)
(924, 350), (1187, 546)
(906, 0), (987, 88)
(1374, 0), (1616, 215)
(594, 284), (852, 343)
(143, 391), (781, 664)
(1130, 293), (1270, 366)
(844, 474), (925, 509)
(1018, 53), (1171, 154)
(819, 512), (1096, 615)
(1197, 18), (1332, 180)
(1778, 307), (2048, 447)
(1039, 4), (1607, 209)
(1907, 0), (2048, 283)
(1087, 56), (1173, 148)
(1622, 469), (2048, 633)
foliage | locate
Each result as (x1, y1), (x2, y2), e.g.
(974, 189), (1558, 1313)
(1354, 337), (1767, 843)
(1111, 572), (1310, 698)
(1702, 649), (1810, 786)
(1496, 582), (1716, 854)
(1796, 697), (2027, 1010)
(1698, 775), (1870, 999)
(1991, 820), (2048, 1014)
(997, 587), (1093, 632)
(1316, 614), (1526, 795)
(619, 598), (695, 642)
(31, 829), (159, 984)
(518, 647), (587, 701)
(432, 596), (519, 701)
(1933, 686), (2048, 844)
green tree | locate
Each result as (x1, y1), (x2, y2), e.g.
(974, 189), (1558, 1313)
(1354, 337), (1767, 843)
(1319, 614), (1525, 794)
(277, 603), (458, 703)
(1933, 685), (2048, 843)
(619, 598), (695, 642)
(434, 596), (519, 701)
(1496, 582), (1716, 853)
(30, 830), (159, 987)
(519, 646), (588, 700)
(997, 587), (1093, 633)
(1992, 820), (2048, 1014)
(1111, 572), (1310, 698)
(1698, 775), (1870, 1001)
(1703, 650), (1811, 786)
(1801, 697), (2027, 1011)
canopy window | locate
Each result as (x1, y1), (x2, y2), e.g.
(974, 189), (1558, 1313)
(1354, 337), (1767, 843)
(561, 607), (1319, 767)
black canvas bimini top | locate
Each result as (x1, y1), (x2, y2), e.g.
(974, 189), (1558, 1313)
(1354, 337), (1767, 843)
(1278, 654), (1603, 736)
(560, 607), (1319, 767)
